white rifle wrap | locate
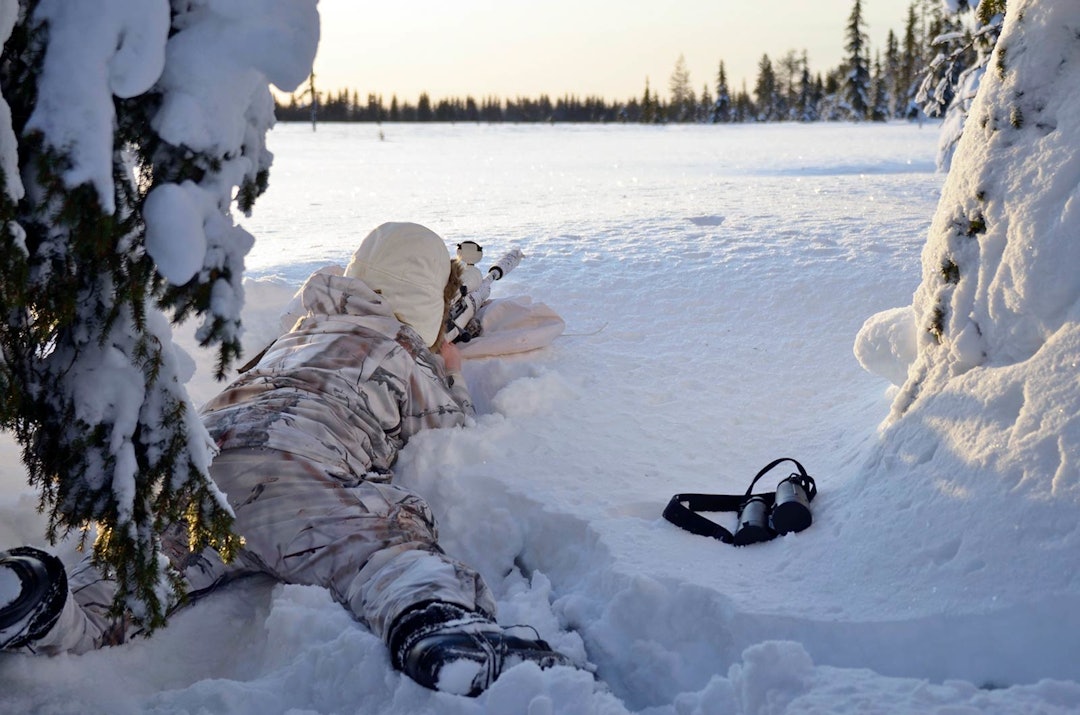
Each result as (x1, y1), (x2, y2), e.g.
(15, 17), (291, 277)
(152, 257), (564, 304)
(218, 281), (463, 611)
(445, 248), (524, 343)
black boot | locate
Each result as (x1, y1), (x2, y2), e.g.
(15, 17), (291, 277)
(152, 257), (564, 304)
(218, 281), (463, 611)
(388, 601), (575, 696)
(0, 547), (68, 650)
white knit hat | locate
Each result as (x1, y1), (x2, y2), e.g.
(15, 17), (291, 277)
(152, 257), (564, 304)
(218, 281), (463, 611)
(344, 222), (451, 347)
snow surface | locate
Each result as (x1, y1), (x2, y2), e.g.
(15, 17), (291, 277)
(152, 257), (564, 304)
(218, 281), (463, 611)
(2, 121), (1079, 714)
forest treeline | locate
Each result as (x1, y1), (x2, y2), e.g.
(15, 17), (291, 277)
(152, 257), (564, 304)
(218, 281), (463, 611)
(276, 0), (1004, 125)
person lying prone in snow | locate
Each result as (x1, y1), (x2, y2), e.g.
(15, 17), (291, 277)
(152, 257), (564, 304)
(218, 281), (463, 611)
(0, 221), (574, 697)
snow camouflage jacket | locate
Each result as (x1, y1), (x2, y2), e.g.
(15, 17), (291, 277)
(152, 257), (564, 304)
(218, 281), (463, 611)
(199, 272), (474, 479)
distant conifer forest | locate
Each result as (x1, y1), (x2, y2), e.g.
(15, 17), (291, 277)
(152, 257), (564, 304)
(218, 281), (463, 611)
(276, 1), (1005, 125)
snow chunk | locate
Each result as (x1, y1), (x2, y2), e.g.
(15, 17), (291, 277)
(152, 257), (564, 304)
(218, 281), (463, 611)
(68, 342), (146, 522)
(0, 95), (22, 203)
(105, 0), (169, 98)
(435, 658), (485, 696)
(203, 0), (320, 91)
(728, 641), (814, 715)
(27, 0), (168, 212)
(143, 182), (208, 285)
(854, 306), (917, 387)
(949, 318), (984, 374)
(0, 0), (22, 203)
(491, 372), (575, 418)
(70, 346), (145, 443)
(153, 0), (318, 153)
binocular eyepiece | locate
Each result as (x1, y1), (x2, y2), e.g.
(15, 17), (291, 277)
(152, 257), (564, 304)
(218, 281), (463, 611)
(733, 475), (814, 546)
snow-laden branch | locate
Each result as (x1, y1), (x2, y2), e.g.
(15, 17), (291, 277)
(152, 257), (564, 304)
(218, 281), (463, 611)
(0, 0), (318, 628)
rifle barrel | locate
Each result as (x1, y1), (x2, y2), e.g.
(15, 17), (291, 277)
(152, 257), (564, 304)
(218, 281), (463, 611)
(445, 248), (524, 343)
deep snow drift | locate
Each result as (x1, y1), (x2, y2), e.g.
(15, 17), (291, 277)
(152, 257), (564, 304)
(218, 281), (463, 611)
(2, 121), (1079, 714)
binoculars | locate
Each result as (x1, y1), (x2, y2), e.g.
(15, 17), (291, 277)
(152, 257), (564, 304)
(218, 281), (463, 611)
(662, 457), (818, 546)
(733, 474), (814, 546)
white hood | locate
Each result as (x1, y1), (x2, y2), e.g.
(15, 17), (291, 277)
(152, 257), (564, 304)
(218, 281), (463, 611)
(343, 222), (450, 347)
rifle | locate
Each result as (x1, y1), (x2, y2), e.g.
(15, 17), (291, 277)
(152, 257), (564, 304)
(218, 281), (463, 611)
(445, 247), (523, 343)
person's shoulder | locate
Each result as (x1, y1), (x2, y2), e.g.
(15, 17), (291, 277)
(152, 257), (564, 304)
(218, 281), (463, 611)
(293, 272), (396, 322)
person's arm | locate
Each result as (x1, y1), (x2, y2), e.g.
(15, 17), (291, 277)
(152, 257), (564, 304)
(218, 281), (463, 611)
(438, 340), (463, 373)
(438, 342), (470, 403)
(396, 339), (475, 443)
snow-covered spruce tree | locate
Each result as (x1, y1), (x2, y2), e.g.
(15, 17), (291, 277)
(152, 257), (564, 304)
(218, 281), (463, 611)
(0, 0), (317, 630)
(919, 0), (1007, 171)
(870, 54), (890, 121)
(843, 0), (872, 120)
(850, 0), (1080, 602)
(753, 54), (777, 121)
(669, 55), (694, 123)
(641, 78), (661, 124)
(712, 61), (732, 123)
(891, 0), (1080, 432)
(884, 30), (903, 118)
(898, 5), (922, 118)
(796, 53), (818, 122)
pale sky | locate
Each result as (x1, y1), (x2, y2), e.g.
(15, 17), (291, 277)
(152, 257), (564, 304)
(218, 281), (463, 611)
(305, 1), (913, 103)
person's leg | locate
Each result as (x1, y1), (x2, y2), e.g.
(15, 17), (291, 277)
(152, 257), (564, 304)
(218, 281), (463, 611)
(0, 547), (69, 653)
(0, 544), (141, 655)
(1, 448), (488, 657)
(4, 448), (572, 688)
(212, 449), (572, 694)
(207, 449), (497, 637)
(0, 475), (262, 655)
(385, 600), (574, 696)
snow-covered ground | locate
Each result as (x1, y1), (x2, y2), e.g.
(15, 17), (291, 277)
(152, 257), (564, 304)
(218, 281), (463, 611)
(2, 121), (1078, 714)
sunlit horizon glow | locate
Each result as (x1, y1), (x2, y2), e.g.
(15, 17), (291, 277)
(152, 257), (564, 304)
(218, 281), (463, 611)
(293, 0), (913, 103)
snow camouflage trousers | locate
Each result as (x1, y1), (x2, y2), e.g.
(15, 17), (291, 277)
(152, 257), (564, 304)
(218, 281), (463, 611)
(26, 448), (497, 655)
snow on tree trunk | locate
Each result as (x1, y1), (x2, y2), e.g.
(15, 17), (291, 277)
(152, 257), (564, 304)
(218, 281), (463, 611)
(857, 0), (1080, 522)
(898, 0), (1080, 416)
(849, 0), (1080, 610)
